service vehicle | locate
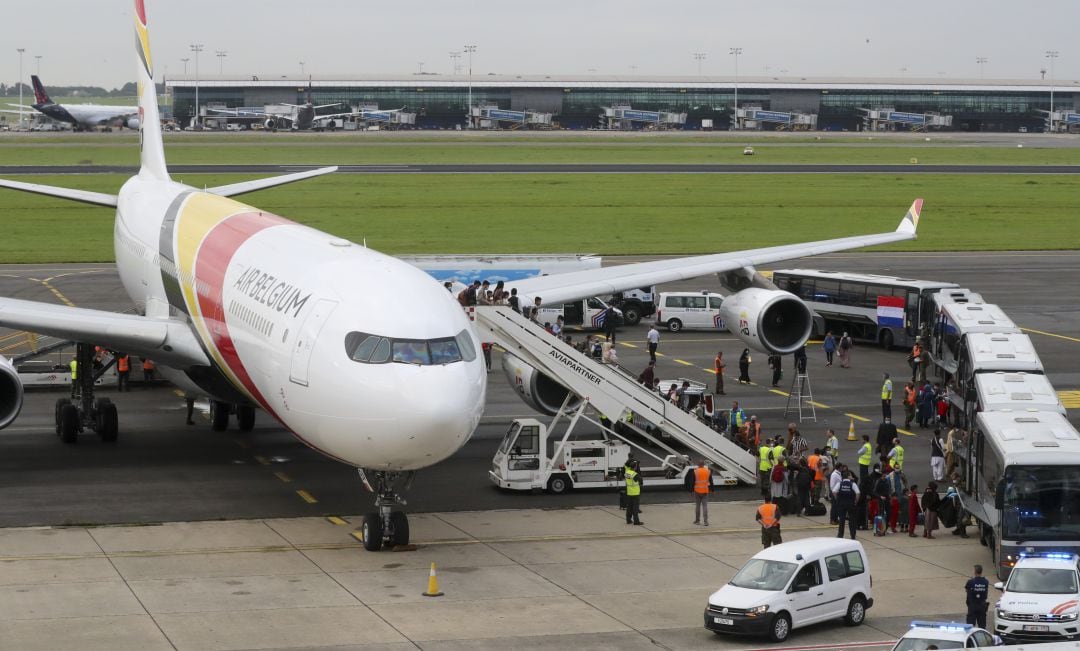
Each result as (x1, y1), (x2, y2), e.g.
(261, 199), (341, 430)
(535, 297), (622, 331)
(655, 291), (727, 332)
(993, 553), (1080, 644)
(891, 620), (1000, 649)
(489, 417), (734, 494)
(704, 537), (873, 642)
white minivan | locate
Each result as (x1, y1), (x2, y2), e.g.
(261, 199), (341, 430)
(655, 291), (726, 332)
(704, 537), (873, 642)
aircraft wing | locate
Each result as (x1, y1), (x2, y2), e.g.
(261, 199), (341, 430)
(509, 199), (923, 305)
(4, 103), (32, 110)
(206, 107), (270, 118)
(0, 297), (209, 368)
(207, 166), (338, 198)
(0, 177), (118, 207)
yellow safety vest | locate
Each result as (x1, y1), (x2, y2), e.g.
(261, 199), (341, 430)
(772, 444), (786, 468)
(625, 469), (641, 497)
(881, 379), (893, 400)
(69, 359), (77, 380)
(731, 409), (746, 429)
(858, 442), (872, 466)
(891, 445), (905, 471)
(827, 436), (838, 456)
(759, 446), (773, 472)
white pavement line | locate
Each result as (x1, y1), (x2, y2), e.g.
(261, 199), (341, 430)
(747, 641), (895, 651)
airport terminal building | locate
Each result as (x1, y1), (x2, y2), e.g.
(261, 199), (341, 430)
(166, 74), (1080, 131)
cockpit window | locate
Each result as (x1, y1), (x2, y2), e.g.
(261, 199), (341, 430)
(345, 329), (476, 366)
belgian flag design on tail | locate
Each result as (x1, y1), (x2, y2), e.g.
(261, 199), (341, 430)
(134, 0), (169, 180)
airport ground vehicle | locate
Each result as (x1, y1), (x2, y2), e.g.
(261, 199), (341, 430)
(655, 291), (726, 332)
(993, 553), (1080, 643)
(770, 269), (957, 348)
(704, 538), (873, 642)
(535, 297), (622, 330)
(891, 621), (999, 649)
(956, 411), (1080, 580)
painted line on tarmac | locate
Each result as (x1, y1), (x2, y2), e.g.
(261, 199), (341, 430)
(770, 389), (790, 397)
(1058, 390), (1080, 408)
(296, 490), (319, 504)
(846, 413), (871, 422)
(746, 641), (894, 651)
(674, 358), (693, 366)
(1022, 327), (1080, 343)
(274, 471), (292, 483)
(326, 516), (348, 526)
(254, 455), (270, 465)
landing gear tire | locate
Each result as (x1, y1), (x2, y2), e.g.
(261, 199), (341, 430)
(361, 512), (384, 551)
(55, 398), (71, 436)
(667, 319), (683, 333)
(95, 398), (119, 442)
(59, 404), (79, 444)
(236, 405), (256, 432)
(389, 511), (410, 547)
(210, 400), (230, 432)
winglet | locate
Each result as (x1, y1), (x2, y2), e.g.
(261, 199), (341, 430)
(895, 198), (923, 237)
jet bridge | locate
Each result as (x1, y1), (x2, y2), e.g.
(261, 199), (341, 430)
(859, 107), (953, 132)
(469, 105), (553, 130)
(600, 105), (687, 130)
(733, 106), (817, 131)
(472, 305), (757, 485)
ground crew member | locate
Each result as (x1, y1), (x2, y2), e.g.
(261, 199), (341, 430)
(687, 459), (712, 526)
(714, 351), (725, 395)
(116, 353), (130, 392)
(69, 356), (78, 398)
(624, 462), (643, 525)
(964, 564), (990, 628)
(756, 496), (782, 548)
(772, 438), (787, 470)
(888, 437), (905, 473)
(834, 469), (861, 540)
(909, 341), (923, 382)
(142, 357), (155, 385)
(858, 435), (873, 484)
(185, 396), (196, 426)
(807, 449), (822, 503)
(881, 372), (893, 420)
(729, 401), (746, 437)
(758, 437), (774, 496)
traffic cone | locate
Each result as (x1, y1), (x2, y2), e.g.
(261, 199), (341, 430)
(847, 418), (857, 441)
(422, 562), (444, 597)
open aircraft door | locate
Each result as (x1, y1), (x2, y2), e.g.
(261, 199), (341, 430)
(289, 298), (338, 386)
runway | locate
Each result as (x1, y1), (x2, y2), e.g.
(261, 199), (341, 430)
(0, 252), (1077, 528)
(3, 163), (1080, 175)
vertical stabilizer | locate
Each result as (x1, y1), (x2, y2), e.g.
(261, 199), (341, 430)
(30, 76), (52, 105)
(134, 0), (169, 180)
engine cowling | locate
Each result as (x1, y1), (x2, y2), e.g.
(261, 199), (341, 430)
(500, 353), (581, 416)
(125, 117), (140, 129)
(719, 288), (813, 355)
(0, 356), (24, 430)
(264, 118), (278, 130)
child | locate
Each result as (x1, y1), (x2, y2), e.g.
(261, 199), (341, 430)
(908, 485), (922, 537)
(888, 492), (900, 534)
(898, 484), (910, 532)
(936, 396), (949, 426)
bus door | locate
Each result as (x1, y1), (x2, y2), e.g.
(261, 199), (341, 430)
(916, 289), (937, 340)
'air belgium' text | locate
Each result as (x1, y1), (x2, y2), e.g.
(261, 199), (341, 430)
(233, 267), (311, 318)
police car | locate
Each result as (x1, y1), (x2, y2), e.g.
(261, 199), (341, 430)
(994, 553), (1080, 643)
(891, 621), (999, 649)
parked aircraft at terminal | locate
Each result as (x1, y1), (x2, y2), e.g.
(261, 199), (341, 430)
(2, 75), (138, 131)
(0, 0), (921, 550)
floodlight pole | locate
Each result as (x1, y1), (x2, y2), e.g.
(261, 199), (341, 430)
(1046, 50), (1059, 132)
(730, 47), (742, 130)
(464, 45), (477, 127)
(216, 50), (227, 75)
(976, 56), (987, 79)
(16, 48), (25, 129)
(190, 44), (204, 128)
(693, 52), (706, 77)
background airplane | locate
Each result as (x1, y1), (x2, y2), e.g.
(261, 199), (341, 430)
(204, 83), (393, 130)
(2, 75), (138, 131)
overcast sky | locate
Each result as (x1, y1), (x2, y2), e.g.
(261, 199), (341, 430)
(4, 0), (1077, 89)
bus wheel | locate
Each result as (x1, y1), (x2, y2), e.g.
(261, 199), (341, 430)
(879, 330), (894, 349)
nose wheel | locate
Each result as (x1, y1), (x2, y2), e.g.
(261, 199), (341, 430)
(357, 469), (414, 551)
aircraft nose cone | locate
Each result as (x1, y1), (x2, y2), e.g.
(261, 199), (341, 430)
(391, 364), (484, 469)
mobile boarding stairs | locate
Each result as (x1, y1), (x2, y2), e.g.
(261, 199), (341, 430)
(473, 306), (758, 485)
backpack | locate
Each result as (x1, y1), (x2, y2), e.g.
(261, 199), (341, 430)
(840, 336), (852, 351)
(771, 464), (785, 483)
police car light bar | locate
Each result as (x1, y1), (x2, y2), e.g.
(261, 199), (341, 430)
(1016, 552), (1078, 561)
(910, 620), (973, 631)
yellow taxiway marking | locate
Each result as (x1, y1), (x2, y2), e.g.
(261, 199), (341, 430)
(274, 471), (292, 483)
(897, 428), (915, 437)
(327, 516), (348, 526)
(770, 389), (790, 397)
(808, 400), (829, 409)
(674, 358), (693, 366)
(254, 455), (270, 466)
(620, 342), (638, 348)
(350, 531), (364, 543)
(1059, 390), (1080, 408)
(1022, 328), (1080, 344)
(40, 280), (76, 308)
(845, 413), (871, 423)
(296, 490), (318, 504)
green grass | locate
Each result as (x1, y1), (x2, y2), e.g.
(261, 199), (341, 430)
(1, 173), (1077, 263)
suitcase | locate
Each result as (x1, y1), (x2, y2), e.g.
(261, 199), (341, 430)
(806, 502), (827, 517)
(873, 515), (886, 536)
(782, 496), (799, 516)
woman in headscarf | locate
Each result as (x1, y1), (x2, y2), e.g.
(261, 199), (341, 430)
(738, 348), (752, 384)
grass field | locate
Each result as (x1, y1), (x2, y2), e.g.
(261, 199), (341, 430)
(1, 172), (1077, 263)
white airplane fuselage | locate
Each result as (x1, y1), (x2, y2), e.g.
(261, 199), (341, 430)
(113, 173), (486, 470)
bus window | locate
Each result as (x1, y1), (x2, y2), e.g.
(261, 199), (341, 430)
(865, 285), (894, 309)
(814, 279), (839, 303)
(839, 282), (865, 307)
(774, 275), (790, 292)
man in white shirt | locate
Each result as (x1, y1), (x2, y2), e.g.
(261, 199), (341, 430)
(829, 464), (844, 524)
(646, 325), (660, 363)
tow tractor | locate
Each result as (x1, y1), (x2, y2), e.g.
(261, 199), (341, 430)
(490, 402), (737, 494)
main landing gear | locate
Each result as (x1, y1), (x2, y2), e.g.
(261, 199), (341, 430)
(54, 343), (119, 444)
(208, 400), (257, 432)
(356, 469), (413, 551)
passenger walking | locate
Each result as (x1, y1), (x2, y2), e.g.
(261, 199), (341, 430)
(917, 381), (935, 428)
(930, 429), (946, 482)
(646, 324), (660, 363)
(738, 349), (752, 384)
(880, 372), (893, 421)
(637, 360), (656, 387)
(116, 353), (131, 392)
(823, 331), (837, 367)
(687, 460), (712, 526)
(834, 470), (860, 539)
(508, 288), (521, 313)
(907, 485), (922, 537)
(903, 381), (916, 429)
(713, 351), (726, 395)
(603, 305), (618, 343)
(922, 482), (941, 538)
(825, 429), (839, 463)
(793, 344), (807, 375)
(624, 461), (643, 525)
(767, 353), (782, 387)
(909, 340), (923, 382)
(837, 332), (853, 368)
(477, 280), (492, 305)
(756, 496), (782, 548)
(964, 564), (990, 629)
(794, 459), (812, 516)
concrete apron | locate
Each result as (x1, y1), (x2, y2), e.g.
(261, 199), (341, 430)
(0, 500), (988, 650)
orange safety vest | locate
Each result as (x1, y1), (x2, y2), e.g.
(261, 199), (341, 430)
(142, 359), (155, 371)
(694, 466), (711, 494)
(912, 343), (922, 359)
(714, 355), (724, 373)
(117, 355), (129, 372)
(808, 454), (823, 481)
(757, 503), (779, 528)
(904, 385), (916, 406)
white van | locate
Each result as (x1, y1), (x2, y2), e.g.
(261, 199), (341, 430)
(704, 537), (873, 642)
(655, 291), (726, 332)
(993, 553), (1080, 644)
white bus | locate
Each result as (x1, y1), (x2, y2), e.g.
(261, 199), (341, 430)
(931, 301), (1019, 375)
(957, 410), (1080, 580)
(769, 269), (958, 348)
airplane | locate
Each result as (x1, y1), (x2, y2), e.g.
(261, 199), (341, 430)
(2, 75), (139, 131)
(0, 0), (922, 551)
(204, 84), (396, 131)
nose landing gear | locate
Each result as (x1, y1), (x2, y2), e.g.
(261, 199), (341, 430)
(356, 469), (414, 551)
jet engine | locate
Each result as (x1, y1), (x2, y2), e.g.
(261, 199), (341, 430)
(125, 117), (140, 130)
(264, 118), (278, 130)
(719, 288), (813, 355)
(500, 353), (581, 416)
(0, 356), (24, 430)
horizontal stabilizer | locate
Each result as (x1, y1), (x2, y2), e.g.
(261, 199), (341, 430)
(206, 166), (338, 198)
(0, 177), (118, 207)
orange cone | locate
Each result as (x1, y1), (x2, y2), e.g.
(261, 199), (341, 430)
(422, 562), (444, 597)
(847, 418), (857, 441)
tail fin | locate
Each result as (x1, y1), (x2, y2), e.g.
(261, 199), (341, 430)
(134, 0), (169, 180)
(30, 76), (51, 105)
